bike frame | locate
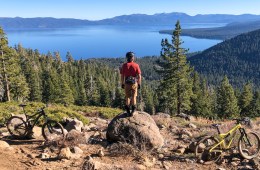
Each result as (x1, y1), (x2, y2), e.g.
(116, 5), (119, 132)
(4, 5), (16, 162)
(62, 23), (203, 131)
(25, 110), (47, 129)
(209, 123), (243, 153)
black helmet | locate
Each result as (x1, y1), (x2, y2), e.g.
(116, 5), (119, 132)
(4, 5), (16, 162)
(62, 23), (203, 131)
(126, 51), (135, 61)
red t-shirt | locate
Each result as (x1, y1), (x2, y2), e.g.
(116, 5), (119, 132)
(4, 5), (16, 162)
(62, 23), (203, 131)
(120, 62), (141, 77)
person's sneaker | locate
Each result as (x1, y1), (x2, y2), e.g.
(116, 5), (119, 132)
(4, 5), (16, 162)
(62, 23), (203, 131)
(125, 105), (131, 116)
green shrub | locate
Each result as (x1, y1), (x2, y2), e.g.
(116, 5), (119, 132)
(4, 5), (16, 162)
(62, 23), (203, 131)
(0, 102), (122, 125)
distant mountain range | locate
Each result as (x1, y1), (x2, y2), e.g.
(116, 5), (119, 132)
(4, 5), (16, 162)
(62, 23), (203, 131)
(2, 13), (260, 29)
(189, 28), (260, 87)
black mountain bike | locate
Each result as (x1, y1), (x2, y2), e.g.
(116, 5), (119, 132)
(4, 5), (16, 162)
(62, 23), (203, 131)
(6, 104), (65, 141)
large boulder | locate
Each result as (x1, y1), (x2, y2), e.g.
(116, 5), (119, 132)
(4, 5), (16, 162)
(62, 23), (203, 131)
(106, 111), (164, 149)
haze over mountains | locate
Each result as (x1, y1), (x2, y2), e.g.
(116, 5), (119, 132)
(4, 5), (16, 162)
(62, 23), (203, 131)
(2, 12), (260, 28)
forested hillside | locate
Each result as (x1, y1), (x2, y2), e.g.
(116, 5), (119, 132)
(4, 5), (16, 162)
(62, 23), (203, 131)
(189, 28), (260, 88)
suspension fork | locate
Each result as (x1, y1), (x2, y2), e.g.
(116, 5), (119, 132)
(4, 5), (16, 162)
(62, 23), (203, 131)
(239, 128), (252, 146)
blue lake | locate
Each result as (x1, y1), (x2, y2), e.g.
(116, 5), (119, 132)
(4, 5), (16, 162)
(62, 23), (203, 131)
(5, 23), (224, 60)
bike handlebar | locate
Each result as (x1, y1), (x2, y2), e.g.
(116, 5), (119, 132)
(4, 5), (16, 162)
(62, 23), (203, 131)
(232, 117), (251, 126)
(37, 106), (47, 113)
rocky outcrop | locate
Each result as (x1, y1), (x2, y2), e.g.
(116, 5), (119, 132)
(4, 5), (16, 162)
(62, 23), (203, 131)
(106, 111), (164, 149)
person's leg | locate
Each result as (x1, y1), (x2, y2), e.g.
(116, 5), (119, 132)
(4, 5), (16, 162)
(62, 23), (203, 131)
(125, 84), (131, 115)
(130, 83), (138, 115)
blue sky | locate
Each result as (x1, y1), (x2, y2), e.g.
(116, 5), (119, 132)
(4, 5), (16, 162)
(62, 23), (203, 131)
(1, 0), (260, 20)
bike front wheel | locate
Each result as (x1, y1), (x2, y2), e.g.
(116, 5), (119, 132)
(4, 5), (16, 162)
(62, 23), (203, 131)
(238, 131), (260, 159)
(42, 120), (65, 141)
(195, 136), (221, 164)
(6, 116), (28, 138)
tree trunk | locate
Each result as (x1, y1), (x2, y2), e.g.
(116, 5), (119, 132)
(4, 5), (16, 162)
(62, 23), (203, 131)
(1, 51), (10, 102)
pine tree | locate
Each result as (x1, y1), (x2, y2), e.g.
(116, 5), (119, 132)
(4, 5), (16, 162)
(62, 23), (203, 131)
(17, 46), (42, 101)
(99, 79), (111, 107)
(57, 68), (74, 105)
(190, 73), (214, 118)
(0, 27), (29, 102)
(217, 76), (240, 118)
(156, 21), (193, 115)
(248, 91), (260, 117)
(0, 27), (11, 101)
(141, 82), (155, 114)
(239, 83), (253, 116)
(190, 72), (201, 116)
(112, 87), (125, 108)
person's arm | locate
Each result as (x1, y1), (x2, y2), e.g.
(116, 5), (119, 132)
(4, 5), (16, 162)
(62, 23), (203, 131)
(137, 74), (141, 85)
(136, 64), (141, 85)
(121, 74), (125, 85)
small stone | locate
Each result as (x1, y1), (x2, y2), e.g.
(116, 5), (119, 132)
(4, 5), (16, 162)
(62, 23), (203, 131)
(93, 131), (101, 137)
(188, 123), (197, 129)
(97, 148), (105, 157)
(158, 154), (164, 159)
(231, 162), (238, 166)
(40, 153), (50, 159)
(232, 157), (241, 162)
(72, 146), (83, 154)
(176, 147), (186, 154)
(59, 147), (71, 160)
(162, 148), (168, 153)
(197, 143), (206, 152)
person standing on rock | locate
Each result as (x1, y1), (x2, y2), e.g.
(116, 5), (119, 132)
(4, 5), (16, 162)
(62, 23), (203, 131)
(120, 52), (141, 116)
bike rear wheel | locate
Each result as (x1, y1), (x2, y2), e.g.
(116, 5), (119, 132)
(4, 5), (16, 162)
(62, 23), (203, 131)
(195, 136), (221, 164)
(238, 131), (260, 159)
(6, 116), (28, 138)
(42, 120), (65, 141)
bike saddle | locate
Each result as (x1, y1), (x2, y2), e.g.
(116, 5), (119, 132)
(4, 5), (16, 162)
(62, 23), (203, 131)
(211, 123), (222, 128)
(19, 104), (27, 107)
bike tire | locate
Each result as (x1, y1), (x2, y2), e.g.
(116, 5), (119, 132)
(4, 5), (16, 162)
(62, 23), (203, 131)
(195, 136), (221, 164)
(6, 116), (28, 138)
(42, 120), (65, 141)
(238, 131), (260, 159)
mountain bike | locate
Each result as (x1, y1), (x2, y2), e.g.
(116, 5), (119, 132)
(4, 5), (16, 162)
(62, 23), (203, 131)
(195, 117), (260, 164)
(6, 104), (65, 141)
